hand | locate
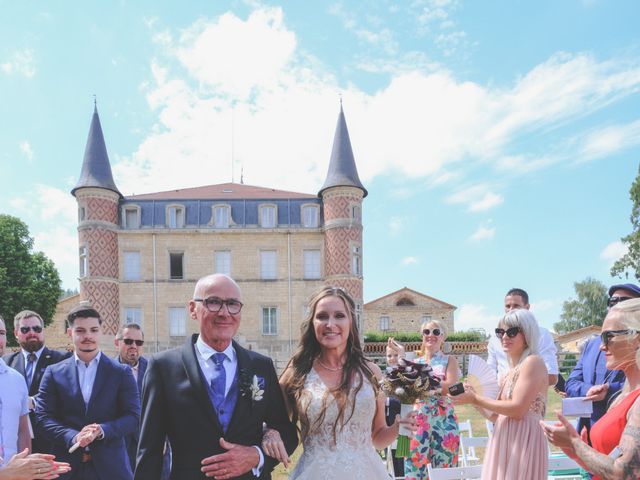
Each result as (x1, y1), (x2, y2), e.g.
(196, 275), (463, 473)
(1, 449), (71, 480)
(74, 423), (102, 447)
(449, 384), (477, 406)
(585, 384), (608, 402)
(201, 438), (260, 479)
(395, 410), (417, 434)
(387, 337), (405, 359)
(540, 411), (582, 450)
(261, 428), (290, 468)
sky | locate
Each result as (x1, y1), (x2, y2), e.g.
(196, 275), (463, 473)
(1, 0), (640, 336)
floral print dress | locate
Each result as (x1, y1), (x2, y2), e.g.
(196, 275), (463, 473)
(404, 352), (460, 479)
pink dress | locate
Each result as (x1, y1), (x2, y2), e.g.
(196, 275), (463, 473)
(481, 364), (548, 480)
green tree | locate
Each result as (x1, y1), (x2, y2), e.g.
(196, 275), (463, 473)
(554, 277), (608, 334)
(0, 214), (62, 346)
(611, 164), (640, 281)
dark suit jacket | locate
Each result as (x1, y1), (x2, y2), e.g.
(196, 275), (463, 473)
(3, 347), (71, 453)
(566, 336), (626, 435)
(35, 353), (140, 480)
(134, 335), (297, 480)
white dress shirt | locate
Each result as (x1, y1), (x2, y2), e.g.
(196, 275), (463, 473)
(0, 358), (29, 465)
(487, 326), (559, 377)
(75, 352), (102, 406)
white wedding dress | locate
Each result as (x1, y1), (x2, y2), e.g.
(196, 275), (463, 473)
(290, 368), (391, 480)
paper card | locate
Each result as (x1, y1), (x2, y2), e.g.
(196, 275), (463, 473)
(562, 397), (594, 417)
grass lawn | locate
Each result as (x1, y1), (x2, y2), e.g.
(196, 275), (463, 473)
(272, 390), (565, 479)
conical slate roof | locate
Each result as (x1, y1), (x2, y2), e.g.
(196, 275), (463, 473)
(318, 105), (367, 197)
(72, 106), (121, 197)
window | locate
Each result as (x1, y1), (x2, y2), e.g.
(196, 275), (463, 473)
(124, 307), (142, 325)
(169, 307), (186, 336)
(351, 245), (361, 276)
(262, 307), (278, 335)
(302, 205), (319, 228)
(169, 252), (184, 280)
(260, 205), (277, 228)
(397, 297), (416, 306)
(123, 207), (140, 229)
(421, 315), (432, 324)
(79, 246), (87, 278)
(213, 205), (230, 228)
(260, 250), (277, 280)
(167, 205), (184, 228)
(303, 250), (321, 279)
(78, 207), (86, 222)
(379, 315), (390, 331)
(214, 251), (231, 275)
(351, 204), (361, 221)
(123, 251), (141, 281)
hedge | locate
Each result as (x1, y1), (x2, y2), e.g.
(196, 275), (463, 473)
(364, 330), (486, 343)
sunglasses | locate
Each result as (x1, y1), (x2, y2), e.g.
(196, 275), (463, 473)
(601, 329), (637, 347)
(20, 325), (43, 334)
(495, 327), (521, 339)
(608, 296), (633, 308)
(422, 328), (442, 336)
(122, 339), (144, 346)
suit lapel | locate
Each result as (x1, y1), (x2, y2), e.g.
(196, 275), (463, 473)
(13, 351), (26, 376)
(30, 348), (52, 395)
(86, 355), (108, 415)
(226, 343), (252, 438)
(182, 335), (223, 432)
(63, 356), (86, 412)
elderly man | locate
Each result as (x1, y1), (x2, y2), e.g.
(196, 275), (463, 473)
(3, 310), (69, 453)
(0, 315), (31, 467)
(487, 288), (559, 386)
(135, 274), (297, 480)
(36, 305), (140, 479)
(565, 283), (640, 439)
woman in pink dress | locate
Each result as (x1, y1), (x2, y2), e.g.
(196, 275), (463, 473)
(451, 309), (548, 480)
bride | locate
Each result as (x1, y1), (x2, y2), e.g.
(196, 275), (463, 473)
(262, 286), (415, 479)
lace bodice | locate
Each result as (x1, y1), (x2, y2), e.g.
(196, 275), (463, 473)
(290, 368), (390, 480)
(503, 364), (546, 417)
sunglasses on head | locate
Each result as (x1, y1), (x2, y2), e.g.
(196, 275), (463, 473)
(601, 329), (637, 347)
(123, 339), (144, 346)
(495, 327), (520, 339)
(20, 325), (43, 334)
(422, 328), (441, 337)
(608, 296), (633, 308)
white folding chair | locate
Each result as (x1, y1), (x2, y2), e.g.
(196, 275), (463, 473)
(427, 464), (483, 479)
(485, 419), (494, 437)
(457, 420), (481, 465)
(459, 436), (489, 467)
(548, 454), (582, 479)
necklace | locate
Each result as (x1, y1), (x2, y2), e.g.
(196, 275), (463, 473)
(317, 359), (343, 372)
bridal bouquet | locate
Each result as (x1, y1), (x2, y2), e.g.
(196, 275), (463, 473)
(380, 358), (441, 457)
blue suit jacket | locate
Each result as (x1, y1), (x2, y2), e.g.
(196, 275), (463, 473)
(115, 355), (147, 472)
(565, 336), (625, 433)
(35, 353), (140, 480)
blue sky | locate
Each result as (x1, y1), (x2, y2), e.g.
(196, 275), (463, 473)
(2, 0), (640, 335)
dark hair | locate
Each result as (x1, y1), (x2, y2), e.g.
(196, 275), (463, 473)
(67, 304), (101, 327)
(281, 286), (376, 444)
(116, 323), (143, 340)
(506, 288), (529, 305)
(14, 310), (45, 328)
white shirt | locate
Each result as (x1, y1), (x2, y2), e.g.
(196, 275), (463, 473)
(75, 352), (102, 406)
(0, 358), (29, 465)
(21, 345), (44, 366)
(487, 326), (559, 376)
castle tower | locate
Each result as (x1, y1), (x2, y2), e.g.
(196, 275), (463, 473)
(319, 105), (367, 331)
(71, 104), (122, 336)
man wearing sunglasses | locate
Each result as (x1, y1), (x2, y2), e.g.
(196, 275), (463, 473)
(565, 283), (639, 440)
(2, 310), (70, 454)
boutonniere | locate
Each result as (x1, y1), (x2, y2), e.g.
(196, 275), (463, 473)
(239, 369), (265, 402)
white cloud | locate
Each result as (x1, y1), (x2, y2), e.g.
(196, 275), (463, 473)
(469, 191), (504, 212)
(470, 222), (495, 242)
(33, 226), (78, 290)
(389, 216), (407, 235)
(446, 185), (503, 212)
(577, 120), (640, 162)
(20, 141), (34, 162)
(455, 303), (500, 334)
(401, 256), (418, 265)
(1, 49), (36, 77)
(601, 240), (628, 266)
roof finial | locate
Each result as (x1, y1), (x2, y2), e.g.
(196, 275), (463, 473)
(339, 93), (343, 108)
(240, 166), (244, 184)
(93, 94), (97, 112)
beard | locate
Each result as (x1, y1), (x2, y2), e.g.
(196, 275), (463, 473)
(21, 338), (44, 353)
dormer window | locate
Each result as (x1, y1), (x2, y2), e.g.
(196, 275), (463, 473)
(167, 205), (184, 228)
(260, 205), (277, 228)
(302, 205), (319, 228)
(213, 205), (230, 228)
(123, 206), (140, 229)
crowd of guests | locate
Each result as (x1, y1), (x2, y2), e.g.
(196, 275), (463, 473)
(0, 278), (639, 479)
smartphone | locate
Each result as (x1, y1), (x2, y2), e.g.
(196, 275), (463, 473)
(448, 382), (465, 396)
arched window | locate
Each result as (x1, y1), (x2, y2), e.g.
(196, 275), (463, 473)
(396, 297), (415, 306)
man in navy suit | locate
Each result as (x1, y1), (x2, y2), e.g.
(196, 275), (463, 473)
(3, 309), (70, 453)
(135, 274), (297, 480)
(36, 304), (140, 479)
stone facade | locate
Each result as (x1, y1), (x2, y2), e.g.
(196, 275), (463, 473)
(363, 287), (456, 336)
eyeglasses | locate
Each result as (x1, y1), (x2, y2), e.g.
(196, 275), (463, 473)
(495, 327), (521, 339)
(194, 297), (243, 315)
(601, 329), (637, 347)
(422, 328), (442, 337)
(122, 339), (144, 346)
(20, 326), (43, 334)
(608, 296), (633, 308)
